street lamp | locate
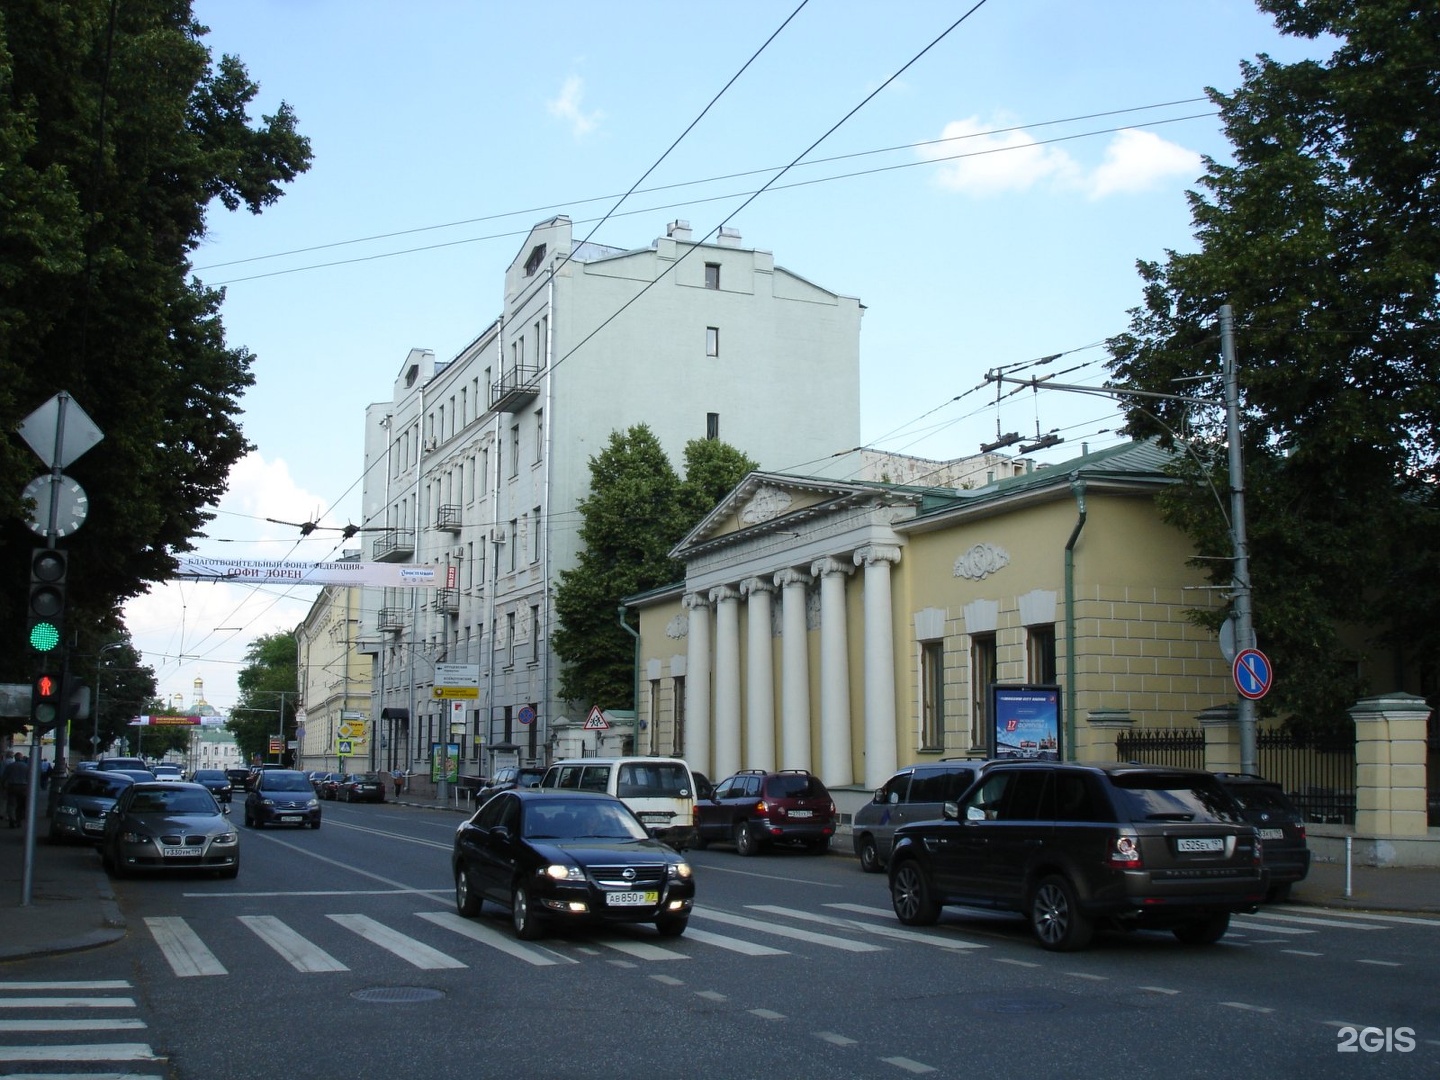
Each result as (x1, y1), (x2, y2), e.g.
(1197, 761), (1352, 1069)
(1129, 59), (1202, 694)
(93, 642), (125, 761)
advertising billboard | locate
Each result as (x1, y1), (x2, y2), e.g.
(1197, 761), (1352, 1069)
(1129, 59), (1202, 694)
(990, 684), (1062, 761)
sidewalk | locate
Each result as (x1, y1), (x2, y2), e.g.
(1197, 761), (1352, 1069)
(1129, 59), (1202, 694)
(2, 798), (1435, 964)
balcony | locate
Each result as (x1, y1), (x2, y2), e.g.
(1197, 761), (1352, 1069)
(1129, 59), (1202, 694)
(373, 528), (415, 561)
(433, 588), (460, 615)
(377, 608), (405, 633)
(436, 504), (463, 532)
(489, 363), (541, 413)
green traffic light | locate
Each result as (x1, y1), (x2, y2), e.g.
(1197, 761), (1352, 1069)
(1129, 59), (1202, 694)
(29, 621), (61, 652)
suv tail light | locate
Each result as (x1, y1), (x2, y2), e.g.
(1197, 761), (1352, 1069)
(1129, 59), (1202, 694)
(1106, 832), (1143, 870)
(754, 800), (769, 817)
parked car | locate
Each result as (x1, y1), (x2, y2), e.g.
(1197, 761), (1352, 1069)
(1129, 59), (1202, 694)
(244, 769), (322, 829)
(887, 761), (1266, 951)
(472, 765), (545, 806)
(538, 757), (698, 849)
(225, 768), (252, 791)
(95, 757), (152, 776)
(48, 770), (134, 844)
(152, 763), (184, 783)
(694, 769), (836, 855)
(100, 781), (239, 878)
(452, 788), (694, 940)
(316, 773), (345, 800)
(190, 769), (233, 804)
(852, 760), (987, 873)
(1214, 773), (1311, 901)
(104, 768), (161, 786)
(339, 772), (386, 803)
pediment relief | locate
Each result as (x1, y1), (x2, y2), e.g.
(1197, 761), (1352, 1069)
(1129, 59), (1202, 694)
(740, 484), (794, 525)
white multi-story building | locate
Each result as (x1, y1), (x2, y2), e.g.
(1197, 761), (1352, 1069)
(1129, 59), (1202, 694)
(294, 570), (373, 774)
(360, 217), (864, 780)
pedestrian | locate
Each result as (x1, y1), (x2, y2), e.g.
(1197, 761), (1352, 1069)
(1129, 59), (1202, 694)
(2, 753), (29, 827)
(391, 768), (406, 796)
(39, 758), (52, 791)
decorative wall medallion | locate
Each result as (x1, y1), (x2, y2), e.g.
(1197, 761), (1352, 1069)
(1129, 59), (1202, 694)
(740, 485), (793, 525)
(954, 542), (1010, 580)
(666, 613), (688, 640)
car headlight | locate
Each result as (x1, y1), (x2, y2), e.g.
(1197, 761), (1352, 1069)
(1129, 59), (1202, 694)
(545, 863), (584, 881)
(307, 799), (319, 808)
(669, 862), (693, 880)
(213, 833), (238, 845)
(119, 831), (150, 844)
(262, 798), (276, 806)
(55, 805), (79, 817)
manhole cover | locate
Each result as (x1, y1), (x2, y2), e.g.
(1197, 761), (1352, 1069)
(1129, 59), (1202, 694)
(351, 987), (445, 1004)
(978, 997), (1066, 1015)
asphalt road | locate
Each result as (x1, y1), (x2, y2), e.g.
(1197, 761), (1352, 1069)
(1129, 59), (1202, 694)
(4, 801), (1439, 1079)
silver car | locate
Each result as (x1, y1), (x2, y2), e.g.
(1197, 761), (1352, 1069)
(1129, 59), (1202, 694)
(852, 761), (985, 872)
(48, 770), (134, 844)
(101, 781), (239, 878)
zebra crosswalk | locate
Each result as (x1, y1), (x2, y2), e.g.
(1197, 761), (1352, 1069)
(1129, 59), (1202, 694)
(0, 980), (165, 1078)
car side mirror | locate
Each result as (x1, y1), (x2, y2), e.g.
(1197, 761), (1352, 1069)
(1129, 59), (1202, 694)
(888, 792), (900, 805)
(964, 804), (984, 822)
(491, 825), (511, 844)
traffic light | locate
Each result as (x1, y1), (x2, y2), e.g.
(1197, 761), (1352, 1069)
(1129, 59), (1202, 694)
(27, 548), (67, 654)
(31, 670), (61, 729)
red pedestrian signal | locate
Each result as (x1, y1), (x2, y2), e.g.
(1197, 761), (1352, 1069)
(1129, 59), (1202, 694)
(32, 669), (61, 728)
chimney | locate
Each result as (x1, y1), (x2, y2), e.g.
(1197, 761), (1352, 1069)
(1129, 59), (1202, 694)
(666, 220), (692, 241)
(718, 226), (742, 247)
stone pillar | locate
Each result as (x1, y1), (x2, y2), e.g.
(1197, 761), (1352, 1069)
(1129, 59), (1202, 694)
(1198, 704), (1240, 775)
(710, 586), (742, 780)
(1349, 693), (1431, 837)
(1080, 708), (1132, 763)
(682, 592), (712, 778)
(775, 568), (812, 772)
(856, 545), (901, 790)
(741, 576), (776, 772)
(811, 557), (854, 788)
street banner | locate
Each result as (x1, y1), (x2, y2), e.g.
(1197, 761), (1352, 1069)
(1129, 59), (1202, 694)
(130, 714), (201, 726)
(173, 556), (438, 588)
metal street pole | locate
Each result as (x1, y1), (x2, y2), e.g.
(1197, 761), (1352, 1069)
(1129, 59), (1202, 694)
(1220, 304), (1257, 775)
(93, 642), (124, 761)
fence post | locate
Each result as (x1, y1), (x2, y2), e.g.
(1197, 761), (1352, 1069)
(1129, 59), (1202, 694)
(1348, 692), (1431, 838)
(1082, 709), (1132, 764)
(1197, 703), (1240, 775)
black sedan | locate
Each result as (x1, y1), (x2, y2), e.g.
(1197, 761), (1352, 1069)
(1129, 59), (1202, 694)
(452, 789), (694, 940)
(340, 772), (386, 803)
(100, 781), (239, 878)
(190, 769), (233, 803)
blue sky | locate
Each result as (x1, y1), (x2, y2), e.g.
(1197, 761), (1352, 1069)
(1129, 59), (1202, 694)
(125, 0), (1326, 713)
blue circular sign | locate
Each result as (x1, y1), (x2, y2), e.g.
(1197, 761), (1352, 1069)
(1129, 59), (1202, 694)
(1233, 648), (1273, 700)
(517, 705), (536, 726)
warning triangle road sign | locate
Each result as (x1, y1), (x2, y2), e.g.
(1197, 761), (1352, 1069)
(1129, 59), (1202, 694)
(584, 705), (609, 730)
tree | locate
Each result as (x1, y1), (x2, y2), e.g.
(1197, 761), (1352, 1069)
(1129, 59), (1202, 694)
(1105, 0), (1440, 734)
(0, 1), (312, 683)
(76, 634), (157, 758)
(227, 631), (298, 766)
(553, 428), (757, 710)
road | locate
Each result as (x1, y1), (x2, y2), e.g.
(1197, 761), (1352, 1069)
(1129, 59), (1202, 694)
(3, 800), (1439, 1079)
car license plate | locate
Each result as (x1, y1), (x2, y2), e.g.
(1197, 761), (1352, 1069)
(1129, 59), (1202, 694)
(1258, 828), (1284, 840)
(789, 810), (813, 818)
(1176, 837), (1224, 853)
(606, 891), (658, 907)
(638, 813), (670, 824)
(82, 821), (102, 832)
(280, 815), (302, 823)
(162, 846), (202, 857)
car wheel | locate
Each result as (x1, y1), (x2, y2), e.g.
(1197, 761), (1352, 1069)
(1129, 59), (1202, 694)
(1173, 912), (1230, 946)
(734, 823), (758, 856)
(857, 835), (882, 874)
(455, 865), (481, 917)
(512, 883), (543, 940)
(1267, 882), (1292, 903)
(890, 859), (940, 926)
(1030, 874), (1094, 951)
(655, 914), (688, 938)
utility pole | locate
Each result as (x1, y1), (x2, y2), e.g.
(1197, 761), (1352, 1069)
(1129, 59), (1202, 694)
(1220, 304), (1257, 775)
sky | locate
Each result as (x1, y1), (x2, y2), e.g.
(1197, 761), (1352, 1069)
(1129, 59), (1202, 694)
(122, 0), (1328, 713)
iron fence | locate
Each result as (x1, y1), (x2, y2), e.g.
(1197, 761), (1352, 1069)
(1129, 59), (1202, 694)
(1257, 730), (1356, 825)
(1114, 728), (1206, 770)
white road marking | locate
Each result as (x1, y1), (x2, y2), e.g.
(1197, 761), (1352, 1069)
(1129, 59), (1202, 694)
(1247, 911), (1389, 931)
(693, 908), (884, 952)
(882, 1056), (938, 1074)
(1279, 905), (1439, 927)
(695, 990), (727, 1001)
(750, 1009), (786, 1021)
(779, 904), (987, 950)
(146, 917), (226, 977)
(1282, 949), (1322, 956)
(681, 927), (788, 956)
(0, 998), (135, 1010)
(593, 938), (688, 962)
(1356, 959), (1402, 967)
(1220, 1002), (1275, 1013)
(1229, 919), (1315, 936)
(240, 915), (348, 972)
(816, 1032), (859, 1047)
(1139, 986), (1181, 995)
(416, 911), (575, 966)
(326, 914), (465, 969)
(0, 1043), (160, 1062)
(0, 982), (131, 991)
(0, 1018), (146, 1032)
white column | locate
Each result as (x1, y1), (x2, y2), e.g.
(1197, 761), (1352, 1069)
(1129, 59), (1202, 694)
(682, 592), (712, 778)
(775, 568), (812, 771)
(856, 544), (901, 789)
(811, 557), (854, 788)
(740, 577), (776, 771)
(710, 585), (742, 779)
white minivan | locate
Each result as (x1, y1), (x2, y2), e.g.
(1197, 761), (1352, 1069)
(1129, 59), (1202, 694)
(538, 757), (698, 850)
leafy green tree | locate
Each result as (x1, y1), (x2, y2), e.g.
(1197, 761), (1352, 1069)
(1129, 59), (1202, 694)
(1105, 0), (1440, 734)
(553, 427), (757, 710)
(228, 631), (298, 766)
(85, 636), (157, 759)
(0, 1), (311, 684)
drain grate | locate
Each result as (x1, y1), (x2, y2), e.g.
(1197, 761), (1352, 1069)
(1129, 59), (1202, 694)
(352, 986), (446, 1004)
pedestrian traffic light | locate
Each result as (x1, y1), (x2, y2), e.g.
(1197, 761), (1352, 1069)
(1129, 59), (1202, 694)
(27, 548), (67, 654)
(31, 670), (61, 728)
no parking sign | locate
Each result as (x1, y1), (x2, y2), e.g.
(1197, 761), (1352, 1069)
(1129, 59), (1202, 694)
(1233, 648), (1273, 700)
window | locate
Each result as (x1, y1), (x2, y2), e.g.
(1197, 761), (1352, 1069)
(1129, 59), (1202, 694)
(532, 505), (542, 563)
(534, 409), (544, 463)
(704, 262), (720, 289)
(648, 680), (660, 754)
(672, 675), (686, 757)
(1028, 625), (1057, 684)
(506, 611), (516, 667)
(524, 243), (547, 276)
(921, 641), (944, 751)
(479, 448), (489, 494)
(510, 425), (520, 477)
(970, 632), (997, 752)
(706, 412), (719, 440)
(508, 519), (518, 571)
(705, 327), (719, 357)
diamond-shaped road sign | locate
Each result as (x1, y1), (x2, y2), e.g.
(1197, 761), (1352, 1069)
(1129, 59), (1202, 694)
(19, 393), (103, 469)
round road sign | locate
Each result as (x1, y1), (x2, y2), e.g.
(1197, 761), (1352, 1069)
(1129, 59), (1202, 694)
(1233, 647), (1273, 700)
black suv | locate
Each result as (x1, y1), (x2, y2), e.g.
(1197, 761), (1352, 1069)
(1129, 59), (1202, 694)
(1213, 773), (1311, 901)
(694, 769), (836, 855)
(887, 761), (1266, 951)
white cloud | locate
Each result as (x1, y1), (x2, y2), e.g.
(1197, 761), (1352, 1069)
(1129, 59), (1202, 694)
(547, 75), (602, 138)
(1084, 128), (1203, 199)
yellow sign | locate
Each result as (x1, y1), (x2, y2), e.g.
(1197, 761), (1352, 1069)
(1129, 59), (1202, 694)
(338, 721), (366, 739)
(433, 686), (479, 700)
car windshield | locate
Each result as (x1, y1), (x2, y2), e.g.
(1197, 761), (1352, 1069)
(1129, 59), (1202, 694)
(66, 774), (130, 798)
(523, 800), (649, 841)
(261, 773), (315, 792)
(128, 789), (220, 814)
(1225, 784), (1298, 815)
(615, 762), (692, 798)
(194, 771), (224, 782)
(1110, 773), (1245, 824)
